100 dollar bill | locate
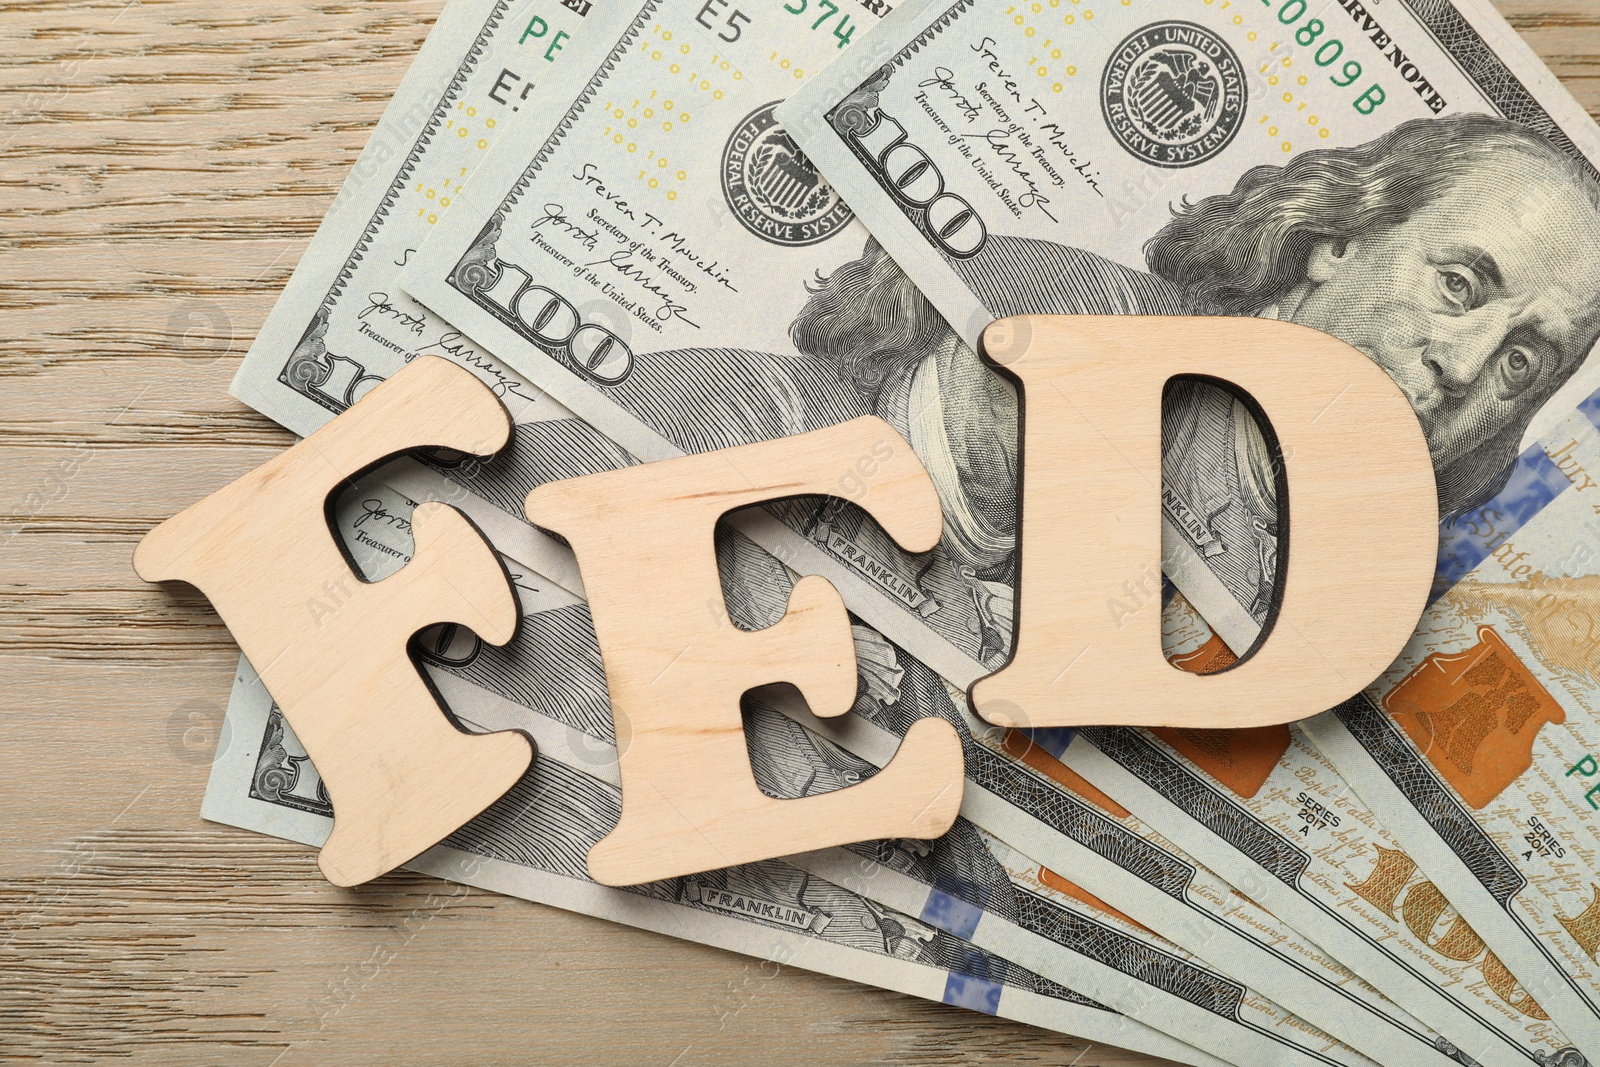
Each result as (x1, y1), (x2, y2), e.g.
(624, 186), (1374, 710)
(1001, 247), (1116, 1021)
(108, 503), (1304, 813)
(234, 0), (585, 433)
(400, 0), (1022, 687)
(1056, 410), (1600, 1067)
(1305, 403), (1600, 1061)
(779, 0), (1600, 1057)
(227, 0), (605, 593)
(222, 0), (1600, 1062)
(1060, 590), (1583, 1067)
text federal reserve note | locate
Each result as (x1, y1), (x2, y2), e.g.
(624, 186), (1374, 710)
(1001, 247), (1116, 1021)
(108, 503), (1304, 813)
(780, 0), (1600, 1057)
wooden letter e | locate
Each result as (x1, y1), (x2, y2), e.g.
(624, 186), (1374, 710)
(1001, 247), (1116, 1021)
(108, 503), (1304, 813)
(527, 416), (965, 886)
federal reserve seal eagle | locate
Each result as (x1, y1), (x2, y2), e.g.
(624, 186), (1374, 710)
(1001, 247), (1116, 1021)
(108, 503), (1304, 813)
(722, 101), (853, 247)
(1101, 21), (1247, 168)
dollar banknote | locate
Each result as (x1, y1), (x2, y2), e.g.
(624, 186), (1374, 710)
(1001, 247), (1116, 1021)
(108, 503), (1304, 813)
(204, 656), (1224, 1066)
(1056, 589), (1587, 1067)
(398, 0), (1029, 686)
(777, 0), (1600, 1057)
(311, 471), (1478, 1067)
(1302, 402), (1600, 1062)
(225, 0), (619, 594)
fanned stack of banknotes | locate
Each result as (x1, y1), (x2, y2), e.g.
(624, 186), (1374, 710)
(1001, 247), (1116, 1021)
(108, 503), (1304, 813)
(203, 0), (1600, 1062)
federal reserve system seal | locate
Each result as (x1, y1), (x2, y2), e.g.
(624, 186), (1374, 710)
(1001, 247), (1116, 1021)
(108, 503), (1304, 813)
(1101, 21), (1247, 168)
(722, 102), (853, 246)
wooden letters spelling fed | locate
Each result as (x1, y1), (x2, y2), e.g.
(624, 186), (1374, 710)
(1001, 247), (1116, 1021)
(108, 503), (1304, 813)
(136, 315), (1438, 887)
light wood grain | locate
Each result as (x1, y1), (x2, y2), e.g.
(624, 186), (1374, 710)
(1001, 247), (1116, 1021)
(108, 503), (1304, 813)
(134, 356), (532, 887)
(974, 315), (1437, 729)
(1, 0), (1591, 1063)
(528, 416), (965, 885)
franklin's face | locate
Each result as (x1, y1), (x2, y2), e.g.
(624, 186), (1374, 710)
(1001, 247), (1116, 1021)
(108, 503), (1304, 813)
(1286, 160), (1600, 472)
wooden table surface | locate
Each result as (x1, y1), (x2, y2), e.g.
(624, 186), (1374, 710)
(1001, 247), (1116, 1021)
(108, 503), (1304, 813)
(3, 1), (1597, 1063)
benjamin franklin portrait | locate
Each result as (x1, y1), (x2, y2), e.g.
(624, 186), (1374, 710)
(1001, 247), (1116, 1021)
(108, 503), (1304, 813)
(784, 111), (1600, 629)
